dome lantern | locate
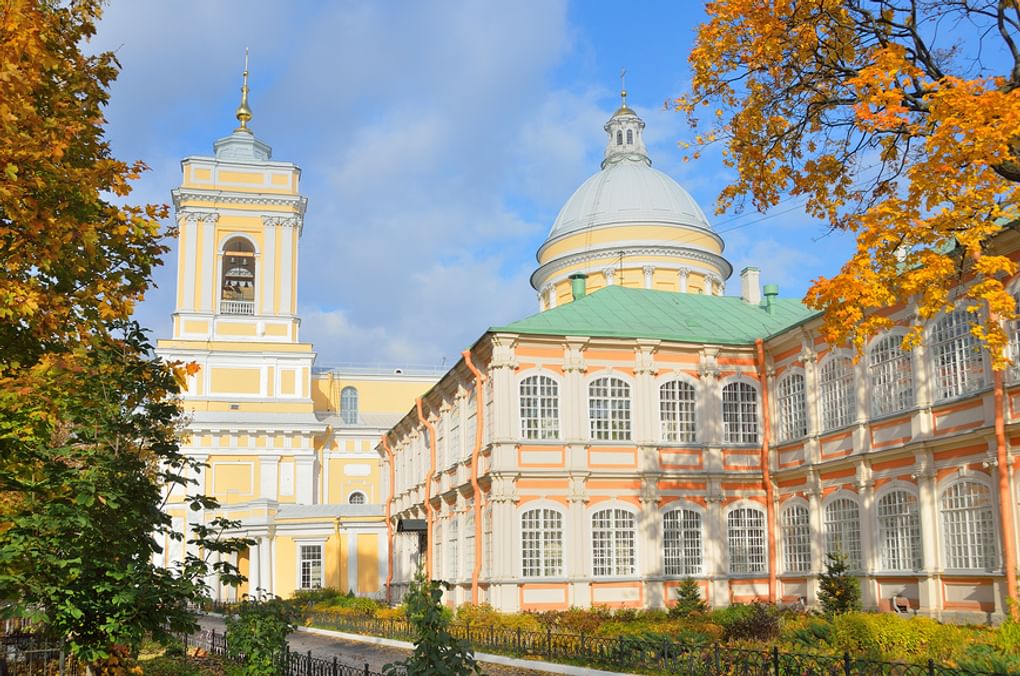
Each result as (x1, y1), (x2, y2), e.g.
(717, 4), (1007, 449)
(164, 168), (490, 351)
(602, 88), (649, 169)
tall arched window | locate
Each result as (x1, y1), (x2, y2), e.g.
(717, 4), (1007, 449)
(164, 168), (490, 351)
(616, 131), (623, 145)
(819, 357), (856, 431)
(626, 129), (634, 144)
(722, 381), (758, 444)
(868, 335), (915, 417)
(660, 379), (696, 443)
(663, 508), (702, 576)
(520, 375), (559, 440)
(931, 309), (986, 400)
(776, 373), (807, 442)
(220, 237), (256, 315)
(591, 508), (636, 576)
(340, 386), (359, 424)
(941, 481), (996, 570)
(824, 497), (862, 569)
(781, 504), (811, 573)
(521, 508), (563, 577)
(1010, 292), (1020, 382)
(447, 518), (459, 580)
(727, 506), (767, 574)
(876, 490), (921, 571)
(589, 377), (631, 441)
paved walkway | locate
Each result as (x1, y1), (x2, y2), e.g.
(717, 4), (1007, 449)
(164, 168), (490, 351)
(197, 615), (627, 675)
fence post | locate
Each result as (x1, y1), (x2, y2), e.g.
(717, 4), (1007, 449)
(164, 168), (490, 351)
(364, 663), (369, 676)
(516, 626), (522, 654)
(307, 650), (312, 676)
(546, 626), (552, 659)
(580, 631), (586, 660)
(332, 655), (338, 676)
(714, 643), (720, 675)
(928, 658), (935, 676)
(843, 650), (851, 676)
(772, 646), (779, 675)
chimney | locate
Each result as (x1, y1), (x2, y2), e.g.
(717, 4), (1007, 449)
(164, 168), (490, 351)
(740, 267), (761, 305)
(569, 273), (588, 301)
(763, 283), (779, 314)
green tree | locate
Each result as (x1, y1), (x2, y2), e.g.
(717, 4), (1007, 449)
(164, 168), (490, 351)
(0, 1), (249, 667)
(669, 577), (707, 619)
(817, 551), (862, 616)
(225, 592), (296, 676)
(384, 568), (481, 675)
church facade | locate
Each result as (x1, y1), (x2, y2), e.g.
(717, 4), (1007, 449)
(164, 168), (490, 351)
(381, 93), (1020, 621)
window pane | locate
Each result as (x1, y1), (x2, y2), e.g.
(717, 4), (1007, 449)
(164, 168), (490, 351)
(592, 508), (635, 576)
(941, 481), (996, 570)
(727, 507), (766, 574)
(664, 509), (702, 576)
(522, 508), (563, 577)
(932, 309), (985, 400)
(520, 375), (560, 440)
(660, 380), (697, 443)
(722, 382), (758, 444)
(877, 491), (921, 571)
(824, 497), (862, 569)
(868, 335), (915, 417)
(819, 358), (856, 431)
(781, 505), (811, 573)
(589, 378), (631, 441)
(776, 373), (807, 442)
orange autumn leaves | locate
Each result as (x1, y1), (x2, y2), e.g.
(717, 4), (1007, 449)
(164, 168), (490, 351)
(676, 0), (1020, 367)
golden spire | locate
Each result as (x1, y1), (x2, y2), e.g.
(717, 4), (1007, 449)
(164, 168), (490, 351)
(234, 48), (253, 133)
(620, 67), (627, 107)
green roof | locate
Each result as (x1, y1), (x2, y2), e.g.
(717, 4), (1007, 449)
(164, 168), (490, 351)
(490, 285), (818, 345)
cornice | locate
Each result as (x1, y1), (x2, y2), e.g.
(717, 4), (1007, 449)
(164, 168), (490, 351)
(172, 188), (308, 216)
(530, 244), (733, 290)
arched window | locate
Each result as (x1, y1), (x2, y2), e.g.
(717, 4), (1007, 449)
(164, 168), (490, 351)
(626, 129), (634, 144)
(348, 491), (367, 505)
(776, 373), (807, 442)
(660, 379), (696, 443)
(931, 309), (986, 400)
(220, 237), (256, 315)
(722, 381), (758, 444)
(877, 490), (921, 571)
(819, 357), (856, 431)
(941, 480), (996, 570)
(824, 497), (862, 569)
(868, 335), (915, 417)
(589, 377), (631, 441)
(521, 508), (563, 577)
(1010, 292), (1020, 382)
(591, 508), (636, 576)
(727, 506), (767, 574)
(340, 386), (358, 425)
(781, 504), (811, 573)
(663, 508), (702, 576)
(616, 131), (623, 145)
(447, 517), (459, 580)
(520, 375), (559, 440)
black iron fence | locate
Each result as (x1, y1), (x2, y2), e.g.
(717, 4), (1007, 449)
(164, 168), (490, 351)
(0, 633), (81, 676)
(296, 610), (1011, 676)
(186, 627), (397, 676)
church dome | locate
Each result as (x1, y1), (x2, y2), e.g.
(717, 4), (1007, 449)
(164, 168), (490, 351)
(547, 160), (713, 239)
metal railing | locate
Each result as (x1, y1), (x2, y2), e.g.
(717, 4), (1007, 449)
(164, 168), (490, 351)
(299, 611), (1011, 676)
(185, 628), (397, 676)
(219, 300), (255, 315)
(1, 633), (81, 675)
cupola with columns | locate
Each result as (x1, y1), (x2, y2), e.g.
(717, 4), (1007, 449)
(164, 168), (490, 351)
(531, 84), (732, 310)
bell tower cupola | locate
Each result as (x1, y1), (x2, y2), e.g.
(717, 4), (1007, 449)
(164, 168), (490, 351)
(602, 87), (649, 168)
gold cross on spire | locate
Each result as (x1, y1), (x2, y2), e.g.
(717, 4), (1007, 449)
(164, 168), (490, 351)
(620, 67), (627, 105)
(235, 47), (253, 133)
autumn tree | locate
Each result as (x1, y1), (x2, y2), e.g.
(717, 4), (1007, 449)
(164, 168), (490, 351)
(0, 0), (248, 665)
(675, 0), (1020, 361)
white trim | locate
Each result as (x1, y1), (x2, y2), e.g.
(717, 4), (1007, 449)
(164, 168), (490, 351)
(295, 539), (326, 590)
(517, 501), (568, 579)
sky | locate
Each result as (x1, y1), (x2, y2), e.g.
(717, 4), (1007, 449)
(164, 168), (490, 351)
(92, 0), (855, 369)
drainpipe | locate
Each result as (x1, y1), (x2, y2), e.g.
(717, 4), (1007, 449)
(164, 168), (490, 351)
(994, 370), (1019, 618)
(381, 434), (396, 605)
(416, 398), (438, 580)
(755, 338), (778, 603)
(462, 350), (487, 605)
(333, 518), (342, 593)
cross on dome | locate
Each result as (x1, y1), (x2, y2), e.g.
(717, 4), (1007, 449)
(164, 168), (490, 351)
(235, 48), (253, 133)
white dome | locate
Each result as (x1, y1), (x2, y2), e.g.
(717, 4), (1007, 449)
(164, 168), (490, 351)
(547, 160), (712, 239)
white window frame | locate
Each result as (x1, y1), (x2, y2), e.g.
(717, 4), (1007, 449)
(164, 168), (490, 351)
(590, 505), (637, 577)
(296, 540), (325, 590)
(721, 380), (759, 445)
(588, 375), (632, 441)
(818, 355), (856, 432)
(931, 308), (986, 401)
(519, 373), (560, 440)
(340, 386), (359, 425)
(940, 479), (997, 571)
(447, 516), (459, 581)
(780, 501), (811, 574)
(659, 377), (697, 443)
(875, 487), (922, 572)
(1009, 291), (1020, 383)
(727, 503), (768, 574)
(823, 494), (863, 570)
(520, 505), (565, 578)
(662, 505), (703, 576)
(868, 333), (915, 417)
(775, 371), (807, 442)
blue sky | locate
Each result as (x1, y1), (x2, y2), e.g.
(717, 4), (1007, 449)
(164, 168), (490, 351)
(93, 1), (854, 367)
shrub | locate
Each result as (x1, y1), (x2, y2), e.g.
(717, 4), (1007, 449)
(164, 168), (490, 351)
(817, 551), (861, 616)
(719, 602), (781, 642)
(995, 607), (1020, 656)
(224, 593), (296, 676)
(290, 587), (344, 607)
(383, 569), (480, 675)
(786, 617), (834, 649)
(669, 578), (707, 619)
(375, 606), (406, 622)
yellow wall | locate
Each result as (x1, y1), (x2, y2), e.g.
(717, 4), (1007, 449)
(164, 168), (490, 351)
(357, 534), (380, 593)
(312, 375), (432, 414)
(210, 367), (261, 394)
(275, 536), (296, 599)
(538, 224), (722, 263)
